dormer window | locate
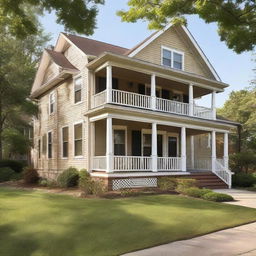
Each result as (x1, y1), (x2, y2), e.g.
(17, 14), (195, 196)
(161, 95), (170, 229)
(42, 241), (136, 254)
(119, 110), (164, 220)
(161, 46), (184, 70)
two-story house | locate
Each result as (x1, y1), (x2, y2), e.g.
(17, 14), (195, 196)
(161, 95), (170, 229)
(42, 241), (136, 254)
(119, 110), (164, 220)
(31, 24), (236, 190)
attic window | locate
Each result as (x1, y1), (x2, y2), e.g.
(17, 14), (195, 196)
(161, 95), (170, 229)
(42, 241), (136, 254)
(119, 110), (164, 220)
(161, 46), (184, 70)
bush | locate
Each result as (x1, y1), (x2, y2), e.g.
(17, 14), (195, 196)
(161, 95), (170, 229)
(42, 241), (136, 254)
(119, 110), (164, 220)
(0, 167), (16, 182)
(176, 178), (198, 193)
(202, 192), (234, 202)
(232, 173), (256, 187)
(39, 178), (57, 188)
(78, 169), (92, 195)
(57, 167), (79, 188)
(23, 167), (39, 184)
(181, 187), (212, 198)
(0, 159), (24, 173)
(158, 177), (177, 191)
(229, 152), (256, 173)
(120, 189), (140, 197)
(91, 179), (107, 196)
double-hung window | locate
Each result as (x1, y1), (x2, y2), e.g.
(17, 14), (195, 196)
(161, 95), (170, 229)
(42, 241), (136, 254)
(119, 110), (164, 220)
(48, 131), (52, 159)
(74, 77), (82, 104)
(162, 47), (184, 70)
(74, 123), (83, 157)
(62, 127), (69, 158)
(49, 91), (55, 114)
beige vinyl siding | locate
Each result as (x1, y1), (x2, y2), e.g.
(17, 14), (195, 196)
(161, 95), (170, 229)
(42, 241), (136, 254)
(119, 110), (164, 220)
(133, 26), (215, 80)
(64, 44), (86, 70)
(42, 62), (59, 84)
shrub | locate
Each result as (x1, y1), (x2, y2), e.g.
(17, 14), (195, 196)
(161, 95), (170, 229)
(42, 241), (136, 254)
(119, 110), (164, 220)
(158, 177), (177, 191)
(0, 167), (16, 182)
(78, 169), (92, 195)
(23, 167), (39, 184)
(176, 178), (198, 193)
(181, 187), (212, 198)
(91, 179), (107, 196)
(229, 152), (256, 173)
(57, 167), (79, 188)
(0, 159), (24, 173)
(232, 173), (256, 187)
(120, 189), (140, 197)
(39, 178), (57, 188)
(202, 192), (234, 202)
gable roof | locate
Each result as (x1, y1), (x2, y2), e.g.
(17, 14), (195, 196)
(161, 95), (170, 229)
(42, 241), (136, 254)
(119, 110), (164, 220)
(45, 49), (78, 71)
(126, 24), (221, 82)
(62, 33), (128, 56)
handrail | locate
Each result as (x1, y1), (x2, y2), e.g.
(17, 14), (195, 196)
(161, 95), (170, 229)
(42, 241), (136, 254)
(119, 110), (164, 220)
(214, 159), (233, 188)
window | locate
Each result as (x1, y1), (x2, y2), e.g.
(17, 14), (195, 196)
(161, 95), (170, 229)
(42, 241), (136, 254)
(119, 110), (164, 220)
(143, 134), (151, 156)
(49, 92), (55, 114)
(114, 129), (126, 156)
(42, 134), (47, 155)
(74, 123), (83, 156)
(38, 139), (41, 159)
(162, 47), (183, 70)
(74, 77), (82, 103)
(48, 131), (52, 159)
(62, 127), (69, 158)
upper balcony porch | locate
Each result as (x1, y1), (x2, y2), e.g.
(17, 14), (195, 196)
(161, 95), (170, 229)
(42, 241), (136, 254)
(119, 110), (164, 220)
(87, 53), (228, 121)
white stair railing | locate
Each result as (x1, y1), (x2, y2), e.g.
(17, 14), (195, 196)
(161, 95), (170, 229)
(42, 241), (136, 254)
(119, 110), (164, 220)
(156, 98), (189, 115)
(214, 159), (233, 188)
(113, 156), (152, 171)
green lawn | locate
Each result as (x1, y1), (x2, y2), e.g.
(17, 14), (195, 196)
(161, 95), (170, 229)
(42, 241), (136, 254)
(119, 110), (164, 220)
(0, 188), (255, 256)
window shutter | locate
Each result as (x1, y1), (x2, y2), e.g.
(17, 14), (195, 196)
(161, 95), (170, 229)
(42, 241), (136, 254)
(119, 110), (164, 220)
(132, 130), (141, 156)
(138, 84), (145, 95)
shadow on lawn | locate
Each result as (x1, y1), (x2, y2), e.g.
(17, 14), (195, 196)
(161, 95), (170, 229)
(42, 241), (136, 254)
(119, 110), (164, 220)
(0, 190), (255, 256)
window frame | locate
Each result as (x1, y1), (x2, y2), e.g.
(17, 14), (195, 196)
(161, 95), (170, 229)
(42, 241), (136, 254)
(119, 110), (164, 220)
(73, 121), (83, 158)
(47, 131), (53, 159)
(38, 138), (41, 159)
(61, 126), (69, 159)
(49, 91), (55, 114)
(73, 76), (83, 105)
(112, 125), (127, 156)
(161, 46), (184, 71)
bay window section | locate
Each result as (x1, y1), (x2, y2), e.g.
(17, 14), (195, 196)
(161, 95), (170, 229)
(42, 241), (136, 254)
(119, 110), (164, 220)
(74, 123), (83, 157)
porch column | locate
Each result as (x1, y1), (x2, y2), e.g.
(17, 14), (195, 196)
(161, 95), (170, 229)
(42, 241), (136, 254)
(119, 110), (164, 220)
(190, 135), (195, 169)
(106, 117), (113, 172)
(151, 122), (158, 172)
(211, 131), (216, 172)
(211, 91), (216, 120)
(189, 84), (194, 116)
(151, 73), (156, 110)
(106, 65), (112, 103)
(181, 127), (186, 172)
(224, 132), (229, 169)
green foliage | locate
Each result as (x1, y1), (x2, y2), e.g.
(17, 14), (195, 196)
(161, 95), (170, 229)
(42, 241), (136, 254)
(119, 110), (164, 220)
(0, 0), (105, 38)
(78, 169), (92, 195)
(202, 192), (234, 202)
(180, 187), (213, 198)
(229, 152), (256, 173)
(233, 172), (256, 187)
(118, 0), (256, 53)
(23, 167), (39, 184)
(0, 159), (24, 173)
(120, 189), (140, 197)
(91, 179), (107, 196)
(176, 178), (198, 193)
(158, 177), (177, 191)
(39, 178), (57, 188)
(57, 167), (79, 188)
(0, 167), (16, 182)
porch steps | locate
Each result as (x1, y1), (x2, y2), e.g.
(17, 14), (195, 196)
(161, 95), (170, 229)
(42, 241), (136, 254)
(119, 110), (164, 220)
(189, 172), (228, 189)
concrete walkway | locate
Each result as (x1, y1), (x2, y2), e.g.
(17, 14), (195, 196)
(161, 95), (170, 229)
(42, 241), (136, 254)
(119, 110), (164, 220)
(124, 189), (256, 256)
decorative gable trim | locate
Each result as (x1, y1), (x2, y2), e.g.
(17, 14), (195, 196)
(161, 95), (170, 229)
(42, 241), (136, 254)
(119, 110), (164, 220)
(128, 24), (221, 82)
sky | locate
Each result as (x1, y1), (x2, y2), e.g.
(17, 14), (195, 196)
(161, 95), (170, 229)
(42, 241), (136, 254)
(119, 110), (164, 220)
(40, 0), (255, 108)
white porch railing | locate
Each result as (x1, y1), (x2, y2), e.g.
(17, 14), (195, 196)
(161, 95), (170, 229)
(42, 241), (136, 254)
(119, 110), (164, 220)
(112, 89), (151, 109)
(93, 90), (107, 108)
(113, 156), (152, 171)
(188, 157), (212, 170)
(214, 158), (233, 188)
(157, 157), (181, 171)
(92, 156), (106, 171)
(156, 98), (189, 115)
(194, 105), (213, 119)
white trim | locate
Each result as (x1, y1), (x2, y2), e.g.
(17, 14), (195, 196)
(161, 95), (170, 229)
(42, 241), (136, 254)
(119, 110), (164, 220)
(128, 24), (220, 81)
(73, 120), (84, 158)
(61, 125), (69, 159)
(161, 46), (184, 71)
(47, 130), (53, 159)
(113, 125), (128, 156)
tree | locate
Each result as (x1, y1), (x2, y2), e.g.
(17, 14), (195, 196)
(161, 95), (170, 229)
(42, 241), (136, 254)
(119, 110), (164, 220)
(118, 0), (256, 53)
(0, 20), (50, 160)
(0, 0), (104, 38)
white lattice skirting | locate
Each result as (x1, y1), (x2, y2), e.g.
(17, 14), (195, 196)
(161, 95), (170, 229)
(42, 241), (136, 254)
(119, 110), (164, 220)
(112, 178), (157, 190)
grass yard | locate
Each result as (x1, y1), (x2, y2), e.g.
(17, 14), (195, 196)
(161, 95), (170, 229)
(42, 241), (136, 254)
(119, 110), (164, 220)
(0, 187), (256, 256)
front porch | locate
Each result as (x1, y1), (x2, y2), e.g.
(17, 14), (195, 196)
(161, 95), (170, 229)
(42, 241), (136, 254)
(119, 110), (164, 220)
(89, 116), (232, 188)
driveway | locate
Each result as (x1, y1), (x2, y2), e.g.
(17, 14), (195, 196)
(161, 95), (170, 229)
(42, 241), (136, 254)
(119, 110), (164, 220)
(124, 189), (256, 256)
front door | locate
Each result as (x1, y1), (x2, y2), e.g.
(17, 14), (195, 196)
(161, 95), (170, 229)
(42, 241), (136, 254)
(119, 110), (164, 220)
(168, 136), (178, 157)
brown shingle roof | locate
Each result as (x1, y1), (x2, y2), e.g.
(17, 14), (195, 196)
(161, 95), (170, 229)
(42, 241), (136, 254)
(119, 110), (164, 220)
(45, 49), (78, 70)
(63, 33), (128, 56)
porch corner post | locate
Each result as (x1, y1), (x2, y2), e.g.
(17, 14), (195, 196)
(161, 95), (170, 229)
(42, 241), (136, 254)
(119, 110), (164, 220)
(211, 130), (216, 172)
(189, 84), (194, 116)
(151, 122), (158, 172)
(106, 65), (112, 103)
(151, 73), (156, 110)
(224, 132), (229, 169)
(181, 126), (186, 172)
(106, 117), (113, 172)
(211, 91), (216, 120)
(190, 135), (194, 169)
